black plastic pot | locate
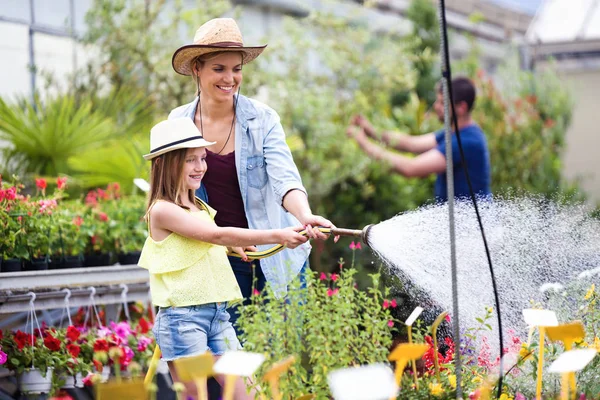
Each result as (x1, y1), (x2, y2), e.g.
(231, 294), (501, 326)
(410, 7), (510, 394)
(62, 255), (83, 269)
(118, 251), (141, 265)
(24, 257), (49, 272)
(84, 253), (112, 267)
(49, 257), (62, 270)
(1, 258), (22, 273)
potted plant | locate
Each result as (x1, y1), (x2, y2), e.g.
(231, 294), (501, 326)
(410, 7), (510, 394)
(50, 326), (93, 390)
(22, 202), (54, 272)
(51, 208), (87, 269)
(110, 196), (146, 265)
(0, 180), (27, 273)
(0, 328), (61, 395)
(83, 208), (116, 267)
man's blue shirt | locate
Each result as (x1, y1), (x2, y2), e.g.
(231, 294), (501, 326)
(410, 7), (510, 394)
(434, 124), (491, 202)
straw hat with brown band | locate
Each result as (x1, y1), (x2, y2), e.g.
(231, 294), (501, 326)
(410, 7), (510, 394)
(172, 18), (267, 76)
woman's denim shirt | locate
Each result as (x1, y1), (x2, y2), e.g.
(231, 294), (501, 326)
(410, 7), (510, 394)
(169, 94), (311, 295)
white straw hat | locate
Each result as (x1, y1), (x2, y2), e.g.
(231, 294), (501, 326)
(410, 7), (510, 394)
(172, 18), (267, 76)
(144, 118), (215, 160)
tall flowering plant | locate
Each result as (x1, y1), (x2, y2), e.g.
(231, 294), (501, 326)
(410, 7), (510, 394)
(237, 257), (397, 398)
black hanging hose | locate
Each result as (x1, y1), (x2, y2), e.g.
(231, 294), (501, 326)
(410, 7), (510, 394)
(437, 0), (505, 397)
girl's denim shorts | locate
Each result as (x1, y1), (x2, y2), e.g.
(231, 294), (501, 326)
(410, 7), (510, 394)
(152, 302), (241, 361)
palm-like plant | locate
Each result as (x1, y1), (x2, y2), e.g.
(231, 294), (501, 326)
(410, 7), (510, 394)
(0, 95), (117, 176)
(0, 87), (155, 190)
(0, 95), (115, 177)
(69, 135), (149, 195)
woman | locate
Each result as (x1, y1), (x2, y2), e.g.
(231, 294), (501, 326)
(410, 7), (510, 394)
(168, 18), (335, 325)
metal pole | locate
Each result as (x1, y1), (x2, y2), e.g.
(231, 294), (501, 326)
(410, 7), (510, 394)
(69, 0), (77, 73)
(437, 0), (462, 397)
(28, 0), (36, 106)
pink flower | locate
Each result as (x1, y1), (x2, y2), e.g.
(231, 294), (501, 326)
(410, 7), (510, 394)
(390, 299), (397, 308)
(110, 321), (132, 341)
(98, 212), (109, 222)
(445, 314), (451, 322)
(349, 241), (356, 250)
(383, 300), (390, 309)
(38, 199), (57, 214)
(73, 216), (83, 227)
(5, 187), (16, 200)
(331, 273), (339, 282)
(387, 320), (394, 328)
(57, 177), (67, 190)
(327, 288), (339, 297)
(514, 393), (526, 400)
(96, 325), (111, 339)
(252, 289), (260, 296)
(35, 178), (47, 190)
(319, 272), (327, 281)
(82, 373), (95, 386)
(355, 242), (362, 250)
(0, 348), (7, 365)
(137, 336), (153, 352)
(469, 389), (481, 400)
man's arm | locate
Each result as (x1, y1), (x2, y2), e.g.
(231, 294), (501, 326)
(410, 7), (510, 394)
(348, 126), (446, 178)
(351, 115), (437, 154)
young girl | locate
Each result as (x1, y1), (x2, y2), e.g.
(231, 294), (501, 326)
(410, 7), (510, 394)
(138, 117), (312, 398)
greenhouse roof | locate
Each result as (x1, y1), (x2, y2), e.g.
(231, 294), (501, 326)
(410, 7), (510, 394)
(527, 0), (600, 44)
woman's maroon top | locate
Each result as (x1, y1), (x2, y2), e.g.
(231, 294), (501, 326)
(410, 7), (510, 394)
(203, 150), (249, 229)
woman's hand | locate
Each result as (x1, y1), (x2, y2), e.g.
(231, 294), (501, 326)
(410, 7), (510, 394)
(228, 245), (259, 262)
(298, 214), (339, 242)
(278, 226), (309, 249)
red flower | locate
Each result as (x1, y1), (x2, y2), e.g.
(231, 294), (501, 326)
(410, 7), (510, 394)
(49, 390), (75, 400)
(94, 339), (109, 352)
(35, 178), (47, 190)
(390, 299), (397, 308)
(331, 273), (339, 282)
(319, 272), (327, 281)
(66, 326), (80, 342)
(56, 177), (67, 190)
(14, 331), (33, 350)
(73, 216), (83, 227)
(138, 317), (150, 334)
(445, 314), (451, 323)
(44, 335), (61, 351)
(98, 212), (109, 222)
(0, 330), (3, 340)
(326, 288), (339, 297)
(67, 344), (81, 358)
(252, 289), (260, 296)
(387, 320), (394, 328)
(383, 300), (390, 309)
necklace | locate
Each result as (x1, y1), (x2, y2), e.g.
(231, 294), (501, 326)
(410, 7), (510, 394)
(196, 94), (238, 155)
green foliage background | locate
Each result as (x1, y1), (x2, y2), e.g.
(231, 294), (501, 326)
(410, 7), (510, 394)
(0, 0), (580, 267)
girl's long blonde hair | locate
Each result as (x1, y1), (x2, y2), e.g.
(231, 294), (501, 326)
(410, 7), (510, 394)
(146, 148), (195, 215)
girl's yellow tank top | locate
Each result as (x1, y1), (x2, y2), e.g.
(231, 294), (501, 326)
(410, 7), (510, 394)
(138, 199), (242, 307)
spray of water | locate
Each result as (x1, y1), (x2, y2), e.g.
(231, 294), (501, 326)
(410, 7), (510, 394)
(369, 196), (600, 356)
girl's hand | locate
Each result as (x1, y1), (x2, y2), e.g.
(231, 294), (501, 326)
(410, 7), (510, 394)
(228, 245), (258, 262)
(298, 214), (339, 242)
(278, 226), (309, 249)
